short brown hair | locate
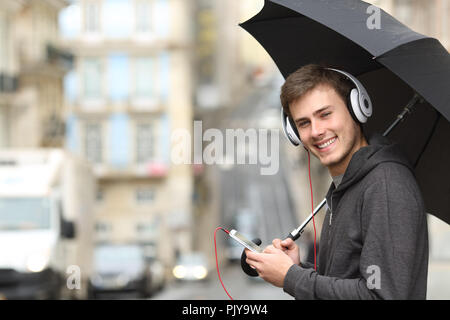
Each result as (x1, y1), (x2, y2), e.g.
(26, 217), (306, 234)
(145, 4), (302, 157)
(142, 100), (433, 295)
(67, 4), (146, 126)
(280, 64), (353, 119)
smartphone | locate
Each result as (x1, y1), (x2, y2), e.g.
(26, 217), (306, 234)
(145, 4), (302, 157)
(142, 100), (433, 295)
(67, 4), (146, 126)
(228, 229), (263, 253)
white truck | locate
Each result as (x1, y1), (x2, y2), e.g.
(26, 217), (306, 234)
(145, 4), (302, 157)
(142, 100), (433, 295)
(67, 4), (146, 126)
(0, 149), (96, 299)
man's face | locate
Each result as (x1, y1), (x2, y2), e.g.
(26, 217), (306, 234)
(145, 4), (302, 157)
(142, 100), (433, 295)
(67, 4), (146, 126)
(289, 83), (367, 176)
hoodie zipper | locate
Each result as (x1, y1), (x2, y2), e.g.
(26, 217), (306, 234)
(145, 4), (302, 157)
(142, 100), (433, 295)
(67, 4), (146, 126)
(329, 195), (333, 226)
(327, 194), (335, 246)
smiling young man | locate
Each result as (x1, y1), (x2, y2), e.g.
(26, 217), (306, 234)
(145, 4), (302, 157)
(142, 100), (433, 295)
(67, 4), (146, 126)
(245, 64), (429, 299)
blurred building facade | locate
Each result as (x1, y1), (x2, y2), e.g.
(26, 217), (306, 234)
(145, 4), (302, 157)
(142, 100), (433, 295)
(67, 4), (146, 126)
(370, 0), (449, 50)
(56, 0), (279, 273)
(193, 0), (277, 114)
(58, 0), (193, 268)
(0, 0), (71, 148)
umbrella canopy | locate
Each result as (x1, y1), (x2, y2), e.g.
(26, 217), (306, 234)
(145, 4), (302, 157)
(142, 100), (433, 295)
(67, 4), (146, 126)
(240, 0), (450, 224)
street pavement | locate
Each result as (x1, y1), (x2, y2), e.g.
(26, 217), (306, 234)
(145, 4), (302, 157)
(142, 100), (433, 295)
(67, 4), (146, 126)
(151, 263), (292, 300)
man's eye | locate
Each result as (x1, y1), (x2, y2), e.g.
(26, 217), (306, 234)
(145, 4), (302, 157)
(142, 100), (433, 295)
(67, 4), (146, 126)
(322, 112), (331, 118)
(298, 121), (309, 128)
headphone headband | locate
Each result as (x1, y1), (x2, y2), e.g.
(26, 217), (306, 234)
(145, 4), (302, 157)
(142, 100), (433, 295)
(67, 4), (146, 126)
(326, 68), (373, 122)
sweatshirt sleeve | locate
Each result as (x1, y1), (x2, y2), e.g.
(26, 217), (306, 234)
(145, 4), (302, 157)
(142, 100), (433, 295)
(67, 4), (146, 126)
(300, 261), (315, 269)
(283, 264), (379, 299)
(283, 166), (428, 300)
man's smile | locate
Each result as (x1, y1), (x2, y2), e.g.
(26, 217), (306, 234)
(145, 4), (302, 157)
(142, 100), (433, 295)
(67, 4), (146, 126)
(314, 136), (337, 151)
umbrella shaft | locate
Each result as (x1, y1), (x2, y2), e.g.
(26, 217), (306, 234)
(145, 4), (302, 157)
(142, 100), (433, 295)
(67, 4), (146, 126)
(382, 93), (423, 137)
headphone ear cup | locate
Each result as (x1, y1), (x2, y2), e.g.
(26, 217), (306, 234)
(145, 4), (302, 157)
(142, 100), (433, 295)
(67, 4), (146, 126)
(287, 116), (302, 146)
(347, 88), (361, 123)
(327, 67), (372, 124)
(281, 109), (302, 146)
(349, 88), (369, 123)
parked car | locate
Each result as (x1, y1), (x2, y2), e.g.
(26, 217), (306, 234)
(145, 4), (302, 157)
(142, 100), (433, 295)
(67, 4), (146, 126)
(142, 243), (165, 293)
(172, 252), (210, 282)
(88, 243), (152, 299)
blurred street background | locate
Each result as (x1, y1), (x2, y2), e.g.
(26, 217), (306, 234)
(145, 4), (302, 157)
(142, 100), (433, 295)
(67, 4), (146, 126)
(0, 0), (448, 300)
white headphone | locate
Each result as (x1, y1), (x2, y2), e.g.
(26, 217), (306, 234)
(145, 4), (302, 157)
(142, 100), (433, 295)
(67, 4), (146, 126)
(281, 68), (373, 147)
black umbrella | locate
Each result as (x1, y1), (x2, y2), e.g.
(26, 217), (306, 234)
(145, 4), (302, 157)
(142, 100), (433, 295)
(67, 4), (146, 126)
(239, 0), (450, 225)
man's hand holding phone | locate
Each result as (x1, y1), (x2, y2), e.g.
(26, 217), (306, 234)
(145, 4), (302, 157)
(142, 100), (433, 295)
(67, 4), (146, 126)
(244, 243), (295, 288)
(228, 230), (299, 287)
(271, 238), (300, 266)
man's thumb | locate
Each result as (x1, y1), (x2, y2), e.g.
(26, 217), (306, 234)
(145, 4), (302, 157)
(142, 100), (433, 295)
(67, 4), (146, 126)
(281, 238), (293, 247)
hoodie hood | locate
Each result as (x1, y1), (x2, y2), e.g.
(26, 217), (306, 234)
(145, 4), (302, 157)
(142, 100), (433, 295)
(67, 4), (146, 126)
(335, 132), (414, 194)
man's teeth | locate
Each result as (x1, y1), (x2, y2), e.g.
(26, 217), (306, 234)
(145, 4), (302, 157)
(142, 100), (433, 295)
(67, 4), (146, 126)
(317, 137), (336, 149)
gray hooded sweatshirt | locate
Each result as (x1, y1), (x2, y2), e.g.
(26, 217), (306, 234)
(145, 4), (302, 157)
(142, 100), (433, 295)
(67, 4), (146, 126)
(283, 133), (429, 300)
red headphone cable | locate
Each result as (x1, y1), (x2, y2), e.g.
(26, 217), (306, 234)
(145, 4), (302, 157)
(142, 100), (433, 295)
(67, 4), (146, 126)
(214, 227), (233, 300)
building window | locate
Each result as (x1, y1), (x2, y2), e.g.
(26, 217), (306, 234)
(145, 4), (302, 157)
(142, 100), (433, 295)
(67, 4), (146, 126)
(153, 0), (169, 38)
(95, 222), (112, 240)
(84, 0), (100, 33)
(103, 0), (132, 38)
(109, 113), (130, 168)
(83, 57), (102, 99)
(96, 189), (104, 202)
(136, 123), (155, 163)
(64, 70), (77, 103)
(108, 54), (129, 102)
(135, 188), (155, 204)
(85, 122), (102, 163)
(59, 3), (82, 39)
(95, 222), (111, 232)
(135, 57), (154, 98)
(136, 221), (159, 241)
(136, 0), (152, 33)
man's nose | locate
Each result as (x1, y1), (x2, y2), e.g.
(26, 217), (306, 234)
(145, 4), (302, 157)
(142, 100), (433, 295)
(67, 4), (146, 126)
(311, 120), (325, 138)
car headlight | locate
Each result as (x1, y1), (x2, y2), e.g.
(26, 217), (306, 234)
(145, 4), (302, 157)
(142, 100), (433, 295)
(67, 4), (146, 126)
(194, 266), (207, 279)
(26, 250), (50, 273)
(172, 265), (186, 279)
(91, 274), (103, 287)
(116, 273), (130, 287)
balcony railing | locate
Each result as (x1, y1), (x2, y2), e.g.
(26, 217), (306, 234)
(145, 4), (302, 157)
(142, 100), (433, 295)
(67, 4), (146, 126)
(92, 161), (169, 180)
(46, 43), (74, 70)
